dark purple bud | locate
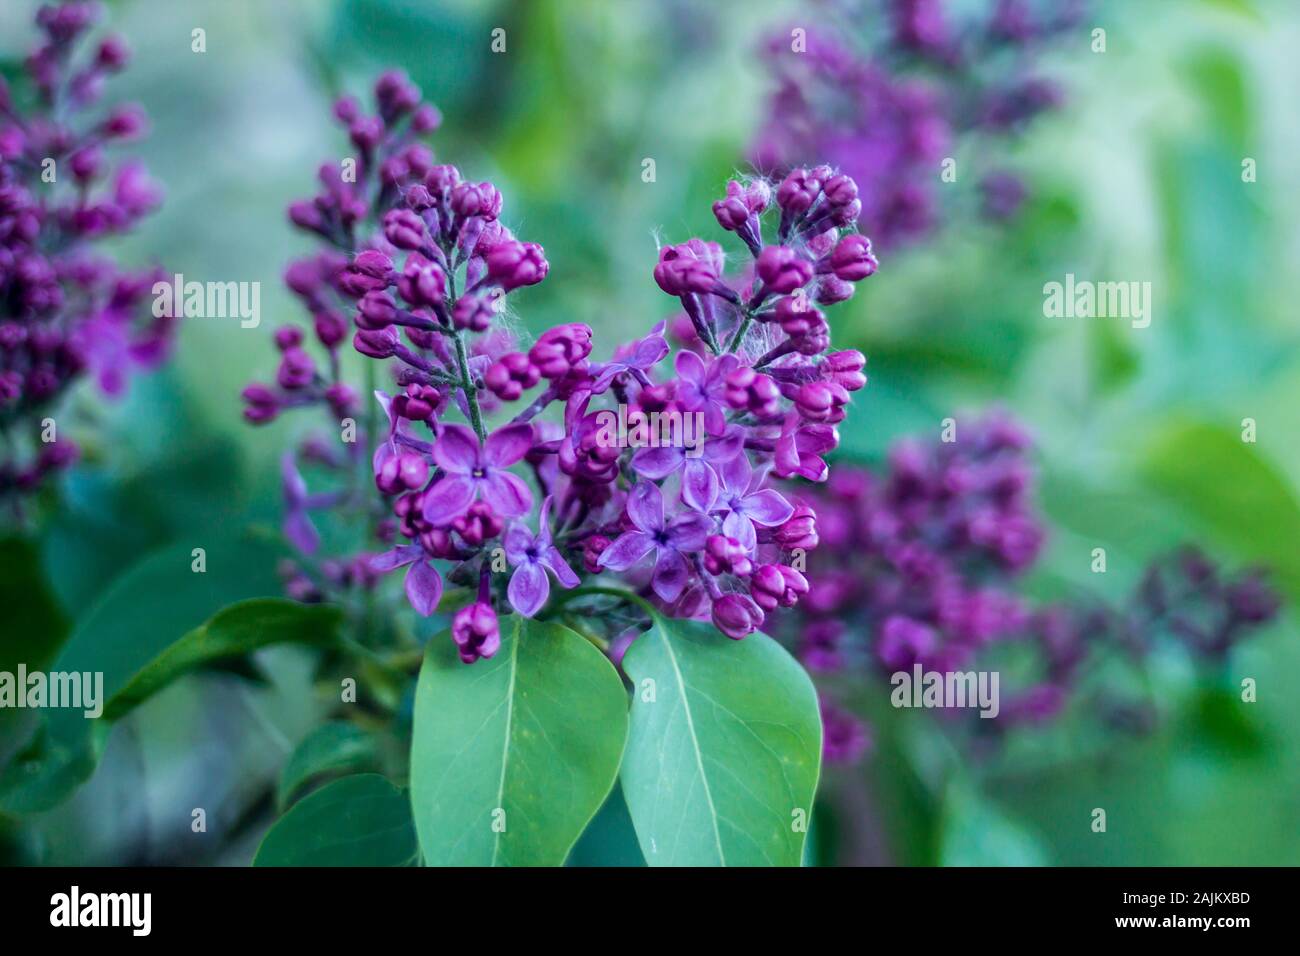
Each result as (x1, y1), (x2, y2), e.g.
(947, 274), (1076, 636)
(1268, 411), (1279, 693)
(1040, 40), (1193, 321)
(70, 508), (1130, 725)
(274, 326), (303, 351)
(774, 505), (818, 550)
(704, 535), (753, 577)
(822, 173), (859, 208)
(326, 383), (358, 417)
(450, 180), (503, 221)
(723, 366), (781, 418)
(529, 323), (592, 379)
(397, 254), (446, 307)
(354, 327), (399, 359)
(452, 291), (498, 332)
(829, 234), (878, 281)
(452, 501), (504, 547)
(102, 104), (147, 140)
(485, 351), (540, 401)
(277, 347), (316, 390)
(776, 167), (823, 215)
(314, 310), (348, 349)
(452, 602), (501, 663)
(384, 209), (427, 250)
(823, 350), (867, 391)
(582, 535), (612, 574)
(794, 381), (849, 423)
(96, 34), (131, 71)
(349, 116), (385, 151)
(485, 240), (549, 292)
(392, 383), (442, 421)
(357, 290), (398, 330)
(424, 164), (462, 198)
(377, 452), (430, 495)
(411, 103), (442, 133)
(241, 383), (279, 424)
(712, 593), (764, 640)
(814, 275), (855, 305)
(757, 245), (814, 295)
(751, 563), (809, 611)
(653, 239), (723, 296)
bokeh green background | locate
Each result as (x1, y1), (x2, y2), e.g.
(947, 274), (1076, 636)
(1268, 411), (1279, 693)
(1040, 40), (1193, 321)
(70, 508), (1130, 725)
(1, 0), (1297, 865)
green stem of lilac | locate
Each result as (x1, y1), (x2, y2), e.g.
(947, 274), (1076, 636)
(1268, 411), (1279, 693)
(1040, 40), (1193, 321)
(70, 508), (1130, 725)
(452, 329), (486, 442)
(726, 309), (756, 353)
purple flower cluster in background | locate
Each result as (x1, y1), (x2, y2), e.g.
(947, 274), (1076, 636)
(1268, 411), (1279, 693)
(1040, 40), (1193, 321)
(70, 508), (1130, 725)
(780, 413), (1281, 762)
(1, 1), (171, 514)
(244, 70), (878, 662)
(752, 0), (1087, 249)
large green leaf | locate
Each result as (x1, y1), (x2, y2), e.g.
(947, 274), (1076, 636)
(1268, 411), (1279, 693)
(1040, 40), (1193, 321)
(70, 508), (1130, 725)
(254, 773), (417, 867)
(278, 721), (380, 809)
(0, 540), (295, 813)
(103, 600), (340, 721)
(619, 614), (822, 866)
(409, 617), (628, 866)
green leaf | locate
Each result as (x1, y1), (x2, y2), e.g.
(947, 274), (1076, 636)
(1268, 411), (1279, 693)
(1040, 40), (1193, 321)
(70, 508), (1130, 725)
(1142, 420), (1300, 598)
(103, 600), (341, 721)
(0, 537), (69, 759)
(254, 773), (417, 867)
(619, 614), (822, 866)
(409, 617), (628, 866)
(278, 721), (380, 810)
(0, 539), (294, 814)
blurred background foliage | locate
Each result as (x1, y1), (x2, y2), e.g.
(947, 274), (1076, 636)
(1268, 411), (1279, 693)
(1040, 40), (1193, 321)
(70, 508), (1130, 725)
(1, 0), (1298, 865)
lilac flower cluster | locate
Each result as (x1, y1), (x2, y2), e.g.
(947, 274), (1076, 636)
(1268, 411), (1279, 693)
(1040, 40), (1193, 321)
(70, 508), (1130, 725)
(1, 1), (171, 512)
(752, 0), (1086, 249)
(244, 72), (876, 663)
(781, 413), (1281, 762)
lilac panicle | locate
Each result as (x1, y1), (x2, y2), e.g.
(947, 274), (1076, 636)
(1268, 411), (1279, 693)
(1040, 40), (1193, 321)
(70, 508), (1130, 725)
(752, 0), (1086, 249)
(2, 2), (172, 516)
(777, 412), (1282, 764)
(246, 68), (876, 662)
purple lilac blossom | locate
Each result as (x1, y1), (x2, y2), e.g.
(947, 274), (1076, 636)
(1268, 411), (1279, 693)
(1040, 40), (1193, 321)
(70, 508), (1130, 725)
(752, 0), (1087, 249)
(1, 2), (172, 515)
(779, 412), (1281, 764)
(245, 69), (877, 662)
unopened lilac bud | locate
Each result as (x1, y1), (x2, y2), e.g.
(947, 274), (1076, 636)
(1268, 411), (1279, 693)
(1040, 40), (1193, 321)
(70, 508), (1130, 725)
(102, 104), (147, 140)
(241, 383), (279, 424)
(411, 103), (442, 133)
(529, 323), (593, 379)
(824, 350), (867, 391)
(326, 383), (358, 417)
(794, 381), (849, 423)
(354, 327), (399, 359)
(392, 383), (442, 421)
(349, 116), (384, 151)
(756, 245), (813, 295)
(288, 200), (325, 233)
(404, 184), (435, 212)
(776, 167), (822, 215)
(485, 351), (540, 401)
(277, 347), (316, 390)
(274, 326), (303, 351)
(582, 535), (612, 574)
(452, 291), (497, 331)
(398, 254), (446, 307)
(774, 505), (818, 550)
(724, 366), (781, 418)
(712, 593), (764, 640)
(384, 209), (426, 250)
(751, 564), (809, 611)
(333, 95), (362, 124)
(450, 181), (503, 221)
(424, 164), (462, 198)
(486, 240), (548, 292)
(452, 501), (504, 547)
(822, 173), (859, 208)
(653, 240), (722, 296)
(352, 249), (394, 280)
(377, 452), (430, 495)
(356, 290), (398, 330)
(452, 602), (501, 663)
(96, 34), (131, 71)
(829, 234), (877, 281)
(814, 276), (855, 305)
(68, 147), (103, 183)
(704, 535), (753, 577)
(314, 310), (348, 349)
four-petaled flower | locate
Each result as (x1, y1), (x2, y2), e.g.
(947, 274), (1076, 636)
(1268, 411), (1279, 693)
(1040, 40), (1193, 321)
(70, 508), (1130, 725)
(423, 422), (535, 526)
(504, 496), (580, 617)
(714, 453), (795, 551)
(599, 482), (712, 602)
